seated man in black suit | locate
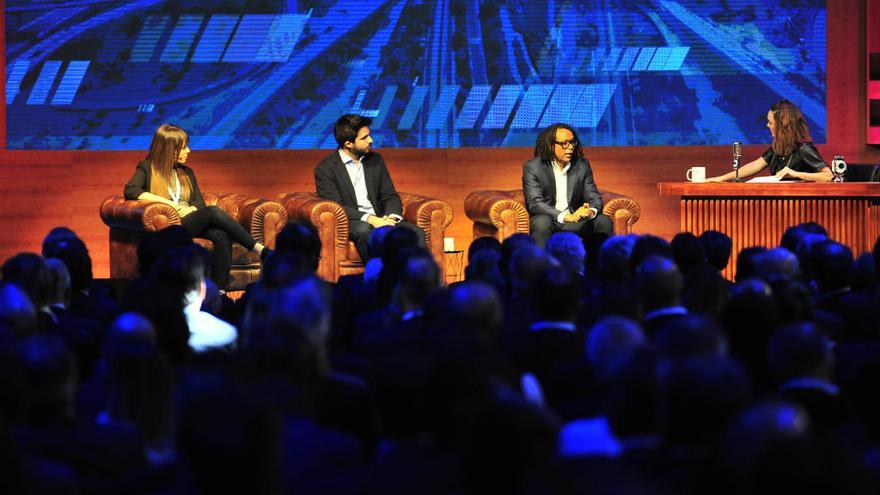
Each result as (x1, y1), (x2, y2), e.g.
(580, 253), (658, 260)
(315, 114), (425, 261)
(522, 123), (613, 247)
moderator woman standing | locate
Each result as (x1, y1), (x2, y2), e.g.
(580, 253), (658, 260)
(707, 100), (832, 182)
(124, 124), (270, 289)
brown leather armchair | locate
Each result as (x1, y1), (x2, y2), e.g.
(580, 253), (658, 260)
(100, 193), (287, 290)
(464, 189), (640, 241)
(278, 192), (453, 282)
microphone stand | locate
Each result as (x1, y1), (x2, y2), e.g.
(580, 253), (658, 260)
(732, 142), (744, 182)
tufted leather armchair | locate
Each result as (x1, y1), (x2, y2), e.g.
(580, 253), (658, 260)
(464, 189), (640, 242)
(100, 193), (287, 291)
(277, 192), (453, 282)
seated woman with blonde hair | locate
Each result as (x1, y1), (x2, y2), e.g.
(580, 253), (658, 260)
(124, 124), (270, 289)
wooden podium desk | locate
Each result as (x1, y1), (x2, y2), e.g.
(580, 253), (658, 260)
(658, 182), (880, 279)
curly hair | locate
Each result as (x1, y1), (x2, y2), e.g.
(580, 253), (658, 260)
(534, 123), (584, 162)
(546, 231), (586, 276)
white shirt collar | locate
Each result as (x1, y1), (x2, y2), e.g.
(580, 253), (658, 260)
(339, 149), (361, 166)
(552, 160), (571, 174)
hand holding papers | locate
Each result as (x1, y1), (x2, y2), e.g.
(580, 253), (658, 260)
(747, 171), (803, 183)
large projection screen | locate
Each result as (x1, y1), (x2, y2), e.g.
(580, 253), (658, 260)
(5, 0), (826, 150)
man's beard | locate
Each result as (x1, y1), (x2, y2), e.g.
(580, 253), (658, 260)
(352, 146), (370, 158)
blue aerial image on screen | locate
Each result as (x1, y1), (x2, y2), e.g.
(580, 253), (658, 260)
(5, 0), (826, 150)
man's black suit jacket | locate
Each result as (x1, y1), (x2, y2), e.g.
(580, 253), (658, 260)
(315, 150), (402, 221)
(521, 156), (603, 219)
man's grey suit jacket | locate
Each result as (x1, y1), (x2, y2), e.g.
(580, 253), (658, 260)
(521, 156), (603, 220)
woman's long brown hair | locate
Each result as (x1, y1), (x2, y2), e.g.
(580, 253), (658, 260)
(771, 100), (812, 156)
(146, 124), (192, 202)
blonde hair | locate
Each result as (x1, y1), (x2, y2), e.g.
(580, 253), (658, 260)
(770, 100), (813, 156)
(146, 124), (192, 202)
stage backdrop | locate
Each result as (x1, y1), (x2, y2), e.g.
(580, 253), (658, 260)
(0, 0), (877, 279)
(7, 1), (826, 150)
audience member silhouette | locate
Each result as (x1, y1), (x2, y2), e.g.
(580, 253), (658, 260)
(734, 246), (767, 283)
(578, 234), (641, 328)
(43, 259), (70, 320)
(629, 234), (674, 274)
(462, 247), (506, 294)
(275, 221), (322, 273)
(721, 278), (780, 394)
(175, 370), (282, 495)
(15, 334), (145, 493)
(699, 230), (733, 272)
(636, 256), (687, 337)
(435, 281), (503, 345)
(354, 247), (440, 353)
(780, 221), (828, 254)
(546, 231), (586, 277)
(41, 227), (79, 259)
(501, 243), (554, 339)
(467, 236), (503, 263)
(499, 232), (537, 296)
(768, 322), (848, 434)
(810, 240), (853, 313)
(587, 316), (646, 383)
(717, 400), (812, 495)
(1, 253), (53, 330)
(0, 282), (36, 340)
(671, 232), (707, 276)
(52, 236), (120, 327)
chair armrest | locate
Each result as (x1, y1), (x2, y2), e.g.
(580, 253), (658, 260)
(100, 195), (181, 232)
(399, 192), (453, 245)
(464, 190), (530, 239)
(278, 192), (349, 281)
(599, 191), (641, 235)
(399, 192), (453, 271)
(211, 193), (287, 247)
(277, 193), (347, 239)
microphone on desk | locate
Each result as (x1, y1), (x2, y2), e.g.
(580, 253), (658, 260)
(732, 141), (743, 182)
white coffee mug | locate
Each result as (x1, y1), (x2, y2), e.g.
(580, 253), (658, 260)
(444, 237), (456, 252)
(687, 166), (706, 183)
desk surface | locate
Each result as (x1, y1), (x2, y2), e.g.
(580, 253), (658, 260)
(658, 182), (880, 197)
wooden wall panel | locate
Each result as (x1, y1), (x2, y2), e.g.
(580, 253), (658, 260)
(828, 0), (865, 150)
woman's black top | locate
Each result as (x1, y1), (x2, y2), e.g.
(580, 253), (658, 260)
(124, 160), (207, 209)
(761, 142), (826, 175)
